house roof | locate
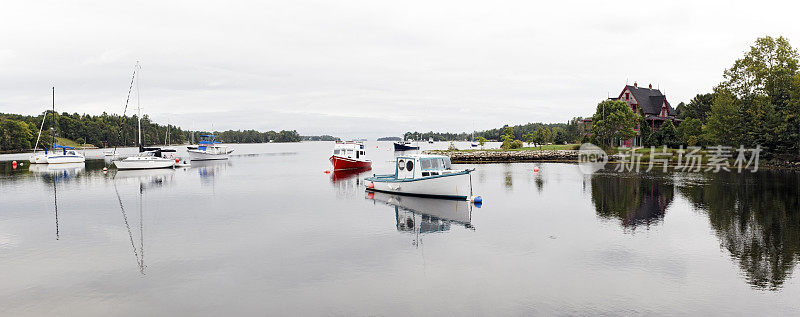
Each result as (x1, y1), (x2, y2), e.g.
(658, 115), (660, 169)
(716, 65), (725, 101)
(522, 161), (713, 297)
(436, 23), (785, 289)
(623, 85), (675, 116)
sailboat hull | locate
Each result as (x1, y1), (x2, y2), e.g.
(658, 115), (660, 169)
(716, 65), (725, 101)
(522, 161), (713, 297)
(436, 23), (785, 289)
(114, 157), (175, 170)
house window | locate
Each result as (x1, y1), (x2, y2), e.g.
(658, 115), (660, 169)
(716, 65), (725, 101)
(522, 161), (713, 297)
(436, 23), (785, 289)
(625, 93), (630, 100)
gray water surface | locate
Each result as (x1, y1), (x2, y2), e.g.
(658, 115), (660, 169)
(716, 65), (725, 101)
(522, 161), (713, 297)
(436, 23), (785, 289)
(1, 142), (799, 315)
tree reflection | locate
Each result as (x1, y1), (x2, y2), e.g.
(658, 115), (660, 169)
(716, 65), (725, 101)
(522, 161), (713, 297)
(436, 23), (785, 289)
(591, 173), (674, 230)
(678, 171), (800, 290)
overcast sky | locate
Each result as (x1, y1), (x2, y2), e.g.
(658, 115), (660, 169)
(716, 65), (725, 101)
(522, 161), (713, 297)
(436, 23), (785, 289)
(1, 0), (798, 139)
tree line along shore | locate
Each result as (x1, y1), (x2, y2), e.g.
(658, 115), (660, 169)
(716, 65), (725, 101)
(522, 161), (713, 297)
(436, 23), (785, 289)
(0, 111), (303, 153)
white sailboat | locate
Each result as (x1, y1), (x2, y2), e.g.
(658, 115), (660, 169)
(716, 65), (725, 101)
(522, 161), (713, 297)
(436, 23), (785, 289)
(29, 87), (86, 164)
(113, 62), (175, 170)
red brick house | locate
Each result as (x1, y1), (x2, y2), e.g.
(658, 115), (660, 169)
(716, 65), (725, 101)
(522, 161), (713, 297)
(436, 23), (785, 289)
(583, 82), (680, 147)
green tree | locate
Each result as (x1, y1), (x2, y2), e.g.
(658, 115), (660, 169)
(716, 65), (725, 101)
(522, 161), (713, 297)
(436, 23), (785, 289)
(500, 126), (517, 149)
(679, 93), (715, 123)
(476, 136), (487, 149)
(552, 127), (567, 144)
(639, 116), (658, 147)
(0, 119), (33, 151)
(532, 126), (547, 149)
(706, 35), (800, 154)
(590, 100), (639, 148)
(523, 133), (534, 146)
(676, 117), (703, 146)
(659, 120), (680, 148)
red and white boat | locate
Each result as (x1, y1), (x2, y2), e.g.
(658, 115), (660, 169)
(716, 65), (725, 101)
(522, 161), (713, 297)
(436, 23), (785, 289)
(330, 141), (372, 171)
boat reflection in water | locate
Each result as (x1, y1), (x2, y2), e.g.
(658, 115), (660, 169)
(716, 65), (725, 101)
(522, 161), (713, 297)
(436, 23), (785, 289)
(367, 191), (474, 245)
(193, 159), (231, 186)
(29, 162), (86, 181)
(29, 163), (86, 240)
(331, 168), (372, 197)
(112, 169), (176, 275)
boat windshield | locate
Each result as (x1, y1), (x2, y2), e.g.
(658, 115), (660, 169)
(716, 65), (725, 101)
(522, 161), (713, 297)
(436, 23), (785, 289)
(420, 157), (453, 171)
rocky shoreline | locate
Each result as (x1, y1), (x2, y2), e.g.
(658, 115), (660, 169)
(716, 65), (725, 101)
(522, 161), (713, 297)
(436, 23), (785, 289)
(425, 149), (800, 171)
(424, 150), (580, 163)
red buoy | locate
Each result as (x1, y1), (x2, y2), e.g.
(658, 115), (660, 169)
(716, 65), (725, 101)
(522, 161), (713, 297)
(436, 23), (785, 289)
(367, 182), (375, 189)
(175, 158), (180, 163)
(324, 170), (331, 174)
(533, 167), (540, 173)
(12, 161), (18, 169)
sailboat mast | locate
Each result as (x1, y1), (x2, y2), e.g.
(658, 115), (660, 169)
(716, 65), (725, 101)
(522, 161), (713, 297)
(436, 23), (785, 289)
(51, 87), (55, 148)
(136, 62), (142, 149)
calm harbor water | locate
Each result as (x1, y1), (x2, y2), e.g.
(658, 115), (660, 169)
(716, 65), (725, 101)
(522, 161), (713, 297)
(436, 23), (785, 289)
(1, 142), (799, 315)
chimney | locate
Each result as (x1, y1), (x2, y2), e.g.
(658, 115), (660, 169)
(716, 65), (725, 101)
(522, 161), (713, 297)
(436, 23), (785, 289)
(634, 82), (638, 88)
(648, 83), (652, 90)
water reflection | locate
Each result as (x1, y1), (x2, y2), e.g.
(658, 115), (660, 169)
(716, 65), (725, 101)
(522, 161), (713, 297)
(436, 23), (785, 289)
(29, 162), (85, 183)
(27, 163), (87, 239)
(678, 171), (800, 290)
(504, 164), (513, 190)
(590, 173), (674, 230)
(330, 169), (371, 197)
(194, 160), (231, 186)
(367, 191), (473, 246)
(110, 170), (174, 275)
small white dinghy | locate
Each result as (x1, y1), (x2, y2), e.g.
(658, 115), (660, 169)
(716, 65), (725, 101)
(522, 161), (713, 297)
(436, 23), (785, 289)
(365, 154), (475, 200)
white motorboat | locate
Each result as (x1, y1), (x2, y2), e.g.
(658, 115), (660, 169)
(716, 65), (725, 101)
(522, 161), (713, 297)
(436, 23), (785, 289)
(187, 135), (232, 161)
(29, 88), (86, 164)
(365, 154), (475, 200)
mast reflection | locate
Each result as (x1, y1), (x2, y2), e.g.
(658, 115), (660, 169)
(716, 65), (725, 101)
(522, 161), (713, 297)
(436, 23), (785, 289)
(29, 163), (86, 240)
(111, 169), (174, 275)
